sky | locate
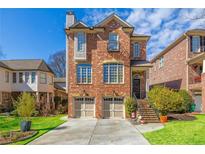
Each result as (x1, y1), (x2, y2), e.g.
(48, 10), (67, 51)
(0, 8), (205, 61)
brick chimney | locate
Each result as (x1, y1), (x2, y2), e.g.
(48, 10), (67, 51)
(66, 11), (76, 28)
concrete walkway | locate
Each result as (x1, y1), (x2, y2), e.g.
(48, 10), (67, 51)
(29, 119), (149, 145)
(135, 123), (164, 133)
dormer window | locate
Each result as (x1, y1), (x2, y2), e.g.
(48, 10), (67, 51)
(108, 33), (119, 51)
(133, 43), (140, 57)
(74, 32), (86, 60)
(191, 36), (200, 52)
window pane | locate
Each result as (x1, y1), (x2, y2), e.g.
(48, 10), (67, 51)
(134, 43), (140, 57)
(110, 64), (118, 83)
(13, 73), (16, 83)
(19, 72), (23, 83)
(77, 64), (92, 84)
(31, 72), (36, 83)
(192, 36), (200, 52)
(109, 33), (119, 50)
(77, 32), (85, 52)
(5, 71), (9, 83)
(103, 64), (123, 84)
(40, 73), (47, 84)
(25, 72), (29, 83)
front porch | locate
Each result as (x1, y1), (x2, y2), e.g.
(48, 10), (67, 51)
(131, 60), (152, 99)
(187, 53), (205, 112)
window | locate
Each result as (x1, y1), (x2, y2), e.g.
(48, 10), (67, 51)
(77, 64), (92, 84)
(12, 72), (17, 83)
(40, 73), (47, 84)
(5, 71), (9, 83)
(19, 72), (23, 83)
(25, 72), (30, 83)
(77, 32), (86, 52)
(108, 33), (119, 51)
(103, 63), (123, 84)
(191, 36), (200, 52)
(159, 57), (164, 68)
(31, 72), (36, 83)
(133, 43), (140, 57)
(48, 75), (53, 85)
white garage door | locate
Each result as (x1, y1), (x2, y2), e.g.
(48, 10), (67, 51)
(103, 97), (124, 119)
(194, 95), (202, 112)
(74, 97), (95, 118)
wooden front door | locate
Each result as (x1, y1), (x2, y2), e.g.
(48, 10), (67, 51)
(133, 79), (140, 99)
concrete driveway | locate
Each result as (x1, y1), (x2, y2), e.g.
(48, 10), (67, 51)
(29, 119), (149, 145)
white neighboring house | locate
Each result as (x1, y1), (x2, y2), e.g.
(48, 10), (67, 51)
(0, 59), (55, 114)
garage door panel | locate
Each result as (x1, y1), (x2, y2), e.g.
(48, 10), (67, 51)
(74, 97), (95, 118)
(85, 111), (94, 117)
(103, 97), (124, 119)
(114, 111), (123, 118)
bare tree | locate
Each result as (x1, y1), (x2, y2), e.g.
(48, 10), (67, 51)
(48, 50), (66, 77)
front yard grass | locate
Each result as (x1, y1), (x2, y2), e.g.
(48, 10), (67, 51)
(144, 114), (205, 145)
(0, 114), (66, 145)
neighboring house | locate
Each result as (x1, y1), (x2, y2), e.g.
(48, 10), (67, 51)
(54, 77), (67, 100)
(0, 59), (55, 114)
(149, 29), (205, 113)
(65, 12), (152, 118)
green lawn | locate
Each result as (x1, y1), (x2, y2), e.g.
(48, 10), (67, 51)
(144, 114), (205, 145)
(0, 115), (66, 145)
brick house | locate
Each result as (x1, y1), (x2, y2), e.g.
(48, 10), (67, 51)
(65, 12), (152, 119)
(149, 29), (205, 113)
(0, 59), (55, 114)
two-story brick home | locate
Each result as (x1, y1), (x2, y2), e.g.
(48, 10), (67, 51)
(0, 59), (55, 114)
(65, 12), (152, 119)
(149, 29), (205, 113)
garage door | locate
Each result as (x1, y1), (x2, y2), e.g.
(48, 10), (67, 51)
(74, 97), (95, 118)
(103, 97), (124, 119)
(194, 95), (202, 112)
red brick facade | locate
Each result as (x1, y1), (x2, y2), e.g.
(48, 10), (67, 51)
(149, 30), (205, 113)
(66, 15), (149, 118)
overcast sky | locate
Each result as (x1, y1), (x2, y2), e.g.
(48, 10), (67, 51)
(0, 8), (205, 61)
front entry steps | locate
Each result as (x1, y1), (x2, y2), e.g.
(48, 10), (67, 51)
(137, 99), (160, 123)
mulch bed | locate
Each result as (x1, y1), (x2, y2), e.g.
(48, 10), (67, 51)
(168, 113), (196, 121)
(0, 130), (38, 145)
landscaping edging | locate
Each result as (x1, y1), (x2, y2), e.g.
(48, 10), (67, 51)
(0, 131), (38, 145)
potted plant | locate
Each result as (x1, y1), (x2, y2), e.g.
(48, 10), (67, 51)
(159, 111), (168, 123)
(124, 97), (138, 119)
(15, 93), (36, 132)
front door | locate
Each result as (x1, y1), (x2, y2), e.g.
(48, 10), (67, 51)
(133, 79), (140, 99)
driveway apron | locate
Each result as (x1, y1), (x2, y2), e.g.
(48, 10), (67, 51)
(29, 119), (149, 145)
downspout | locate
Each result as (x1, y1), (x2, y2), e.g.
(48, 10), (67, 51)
(66, 34), (69, 94)
(184, 33), (189, 91)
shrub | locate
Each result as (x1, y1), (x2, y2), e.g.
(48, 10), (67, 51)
(15, 92), (36, 120)
(147, 86), (180, 115)
(178, 90), (193, 113)
(148, 86), (192, 115)
(124, 97), (137, 116)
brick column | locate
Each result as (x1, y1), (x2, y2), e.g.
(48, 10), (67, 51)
(68, 95), (73, 118)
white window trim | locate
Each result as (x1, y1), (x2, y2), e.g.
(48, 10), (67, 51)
(104, 64), (124, 84)
(192, 36), (201, 53)
(133, 43), (140, 58)
(19, 72), (24, 84)
(77, 65), (92, 84)
(40, 73), (47, 84)
(12, 72), (17, 84)
(108, 32), (119, 51)
(159, 57), (164, 68)
(74, 32), (87, 60)
(31, 72), (36, 84)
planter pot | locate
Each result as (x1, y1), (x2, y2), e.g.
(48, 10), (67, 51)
(20, 121), (32, 132)
(160, 116), (168, 123)
(131, 112), (136, 119)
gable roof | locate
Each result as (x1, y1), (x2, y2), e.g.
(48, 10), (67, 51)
(0, 61), (10, 70)
(95, 13), (133, 27)
(0, 59), (54, 73)
(70, 21), (88, 28)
